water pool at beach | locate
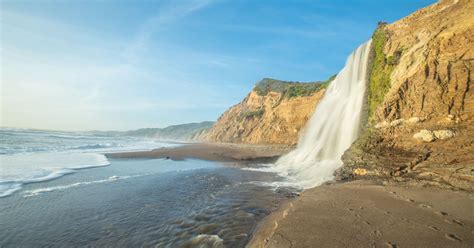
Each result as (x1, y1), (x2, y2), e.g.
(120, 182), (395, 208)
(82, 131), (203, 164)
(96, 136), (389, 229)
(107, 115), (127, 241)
(0, 158), (294, 247)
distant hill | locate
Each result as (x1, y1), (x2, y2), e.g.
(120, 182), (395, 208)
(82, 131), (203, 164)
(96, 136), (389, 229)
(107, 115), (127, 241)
(89, 121), (214, 141)
(123, 121), (214, 141)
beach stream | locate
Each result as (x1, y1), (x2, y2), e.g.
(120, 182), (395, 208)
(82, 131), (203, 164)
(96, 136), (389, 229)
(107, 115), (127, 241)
(0, 158), (294, 247)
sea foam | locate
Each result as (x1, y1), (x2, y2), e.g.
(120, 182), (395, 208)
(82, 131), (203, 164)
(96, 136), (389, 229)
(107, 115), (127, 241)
(0, 128), (179, 198)
(21, 174), (148, 197)
(0, 152), (111, 198)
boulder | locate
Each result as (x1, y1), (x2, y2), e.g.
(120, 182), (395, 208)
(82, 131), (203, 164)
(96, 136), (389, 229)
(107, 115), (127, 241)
(374, 121), (389, 129)
(390, 119), (404, 127)
(433, 130), (455, 140)
(406, 117), (422, 124)
(413, 130), (436, 142)
(354, 168), (368, 176)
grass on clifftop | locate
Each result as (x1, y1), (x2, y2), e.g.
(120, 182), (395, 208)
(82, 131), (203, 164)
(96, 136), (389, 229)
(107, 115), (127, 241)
(254, 75), (336, 99)
(368, 24), (397, 118)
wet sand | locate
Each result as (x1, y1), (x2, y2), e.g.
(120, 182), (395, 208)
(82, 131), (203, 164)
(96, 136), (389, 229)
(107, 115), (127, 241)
(0, 158), (294, 247)
(106, 143), (293, 163)
(107, 143), (473, 247)
(248, 180), (474, 248)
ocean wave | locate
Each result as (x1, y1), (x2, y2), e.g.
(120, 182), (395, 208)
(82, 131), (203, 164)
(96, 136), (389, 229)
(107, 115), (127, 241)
(21, 174), (144, 197)
(45, 134), (99, 140)
(71, 143), (117, 150)
(0, 153), (111, 198)
(0, 128), (180, 197)
(0, 183), (22, 198)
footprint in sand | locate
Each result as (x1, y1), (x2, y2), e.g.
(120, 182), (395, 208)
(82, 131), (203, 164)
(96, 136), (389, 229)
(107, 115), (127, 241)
(419, 204), (432, 208)
(452, 220), (464, 226)
(444, 219), (465, 226)
(385, 241), (398, 248)
(445, 233), (462, 242)
(427, 225), (440, 231)
(437, 211), (449, 216)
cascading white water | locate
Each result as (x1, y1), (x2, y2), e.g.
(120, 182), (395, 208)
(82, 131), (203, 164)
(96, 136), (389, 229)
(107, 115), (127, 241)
(274, 40), (372, 189)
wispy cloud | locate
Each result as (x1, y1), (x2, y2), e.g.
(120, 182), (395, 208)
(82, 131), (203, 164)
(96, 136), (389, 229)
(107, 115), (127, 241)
(2, 0), (403, 131)
(124, 0), (214, 64)
(1, 0), (220, 130)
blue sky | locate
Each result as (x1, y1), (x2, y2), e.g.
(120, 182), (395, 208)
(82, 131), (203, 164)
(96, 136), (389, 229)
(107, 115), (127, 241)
(1, 0), (435, 131)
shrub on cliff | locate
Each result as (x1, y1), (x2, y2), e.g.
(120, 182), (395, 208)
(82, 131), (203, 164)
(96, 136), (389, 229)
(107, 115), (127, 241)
(254, 75), (336, 99)
(368, 24), (398, 118)
(240, 109), (265, 120)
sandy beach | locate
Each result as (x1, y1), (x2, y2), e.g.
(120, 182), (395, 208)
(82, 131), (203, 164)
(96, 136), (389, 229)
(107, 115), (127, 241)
(107, 143), (474, 247)
(106, 143), (293, 163)
(4, 0), (473, 247)
(249, 180), (474, 248)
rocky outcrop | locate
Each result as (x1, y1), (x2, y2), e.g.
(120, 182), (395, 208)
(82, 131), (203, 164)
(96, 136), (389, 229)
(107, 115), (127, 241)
(204, 78), (332, 145)
(339, 0), (474, 191)
(413, 129), (437, 142)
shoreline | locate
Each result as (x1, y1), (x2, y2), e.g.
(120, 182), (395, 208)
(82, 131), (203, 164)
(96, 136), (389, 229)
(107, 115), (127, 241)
(105, 142), (293, 164)
(107, 143), (474, 247)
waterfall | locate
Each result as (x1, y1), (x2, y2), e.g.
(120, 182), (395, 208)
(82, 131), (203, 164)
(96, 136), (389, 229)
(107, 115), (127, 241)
(274, 40), (372, 189)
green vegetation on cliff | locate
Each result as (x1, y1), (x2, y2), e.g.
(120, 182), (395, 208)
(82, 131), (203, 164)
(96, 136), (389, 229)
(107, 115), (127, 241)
(368, 24), (397, 118)
(240, 109), (265, 120)
(254, 75), (336, 99)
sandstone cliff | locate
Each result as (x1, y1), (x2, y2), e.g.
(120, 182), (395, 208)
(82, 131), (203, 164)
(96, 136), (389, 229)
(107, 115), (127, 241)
(339, 0), (474, 191)
(204, 78), (333, 145)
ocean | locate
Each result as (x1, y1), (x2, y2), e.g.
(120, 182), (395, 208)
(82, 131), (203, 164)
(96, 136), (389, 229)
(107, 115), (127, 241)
(0, 127), (179, 197)
(0, 128), (293, 247)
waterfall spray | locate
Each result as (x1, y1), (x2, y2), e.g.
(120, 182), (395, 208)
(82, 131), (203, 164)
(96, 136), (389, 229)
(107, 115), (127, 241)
(274, 40), (372, 189)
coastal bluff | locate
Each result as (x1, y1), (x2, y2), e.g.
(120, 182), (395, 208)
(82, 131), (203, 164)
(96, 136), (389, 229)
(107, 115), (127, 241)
(339, 0), (474, 191)
(203, 78), (333, 145)
(247, 1), (474, 247)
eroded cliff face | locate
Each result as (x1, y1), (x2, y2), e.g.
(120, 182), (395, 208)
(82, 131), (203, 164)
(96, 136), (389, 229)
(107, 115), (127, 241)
(204, 79), (327, 145)
(340, 0), (474, 191)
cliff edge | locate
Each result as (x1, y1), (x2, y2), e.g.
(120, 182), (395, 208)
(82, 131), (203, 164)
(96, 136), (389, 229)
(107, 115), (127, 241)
(204, 77), (333, 145)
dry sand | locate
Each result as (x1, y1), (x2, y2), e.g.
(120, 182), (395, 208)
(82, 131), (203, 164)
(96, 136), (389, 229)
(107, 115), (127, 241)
(248, 180), (474, 248)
